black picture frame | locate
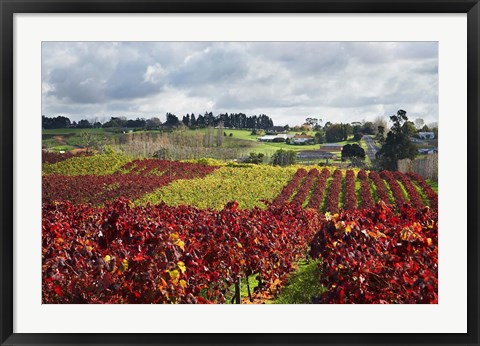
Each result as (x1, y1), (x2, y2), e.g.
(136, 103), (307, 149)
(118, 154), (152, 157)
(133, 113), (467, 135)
(1, 1), (479, 345)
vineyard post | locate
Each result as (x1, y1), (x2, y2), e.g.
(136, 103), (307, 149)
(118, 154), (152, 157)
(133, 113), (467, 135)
(234, 277), (241, 304)
(246, 276), (253, 302)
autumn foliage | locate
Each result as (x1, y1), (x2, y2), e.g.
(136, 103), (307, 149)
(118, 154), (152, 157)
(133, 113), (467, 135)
(43, 160), (218, 205)
(309, 202), (438, 304)
(357, 170), (375, 209)
(306, 168), (331, 210)
(42, 151), (90, 164)
(272, 168), (307, 206)
(342, 170), (357, 211)
(42, 199), (320, 304)
(42, 156), (439, 304)
(292, 168), (319, 206)
(325, 170), (343, 213)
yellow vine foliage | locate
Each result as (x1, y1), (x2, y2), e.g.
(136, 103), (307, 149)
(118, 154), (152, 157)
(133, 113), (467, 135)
(137, 165), (308, 210)
(42, 153), (133, 176)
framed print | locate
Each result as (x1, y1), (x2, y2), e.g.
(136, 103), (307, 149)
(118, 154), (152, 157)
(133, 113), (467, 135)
(1, 0), (479, 345)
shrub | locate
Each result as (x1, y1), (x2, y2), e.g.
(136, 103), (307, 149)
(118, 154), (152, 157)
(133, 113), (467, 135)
(272, 149), (296, 166)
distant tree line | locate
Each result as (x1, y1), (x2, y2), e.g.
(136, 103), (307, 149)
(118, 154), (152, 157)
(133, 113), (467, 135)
(42, 112), (274, 130)
(182, 112), (273, 129)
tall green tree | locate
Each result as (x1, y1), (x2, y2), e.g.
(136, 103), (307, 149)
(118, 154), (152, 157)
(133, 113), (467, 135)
(375, 110), (418, 170)
(325, 124), (344, 142)
(272, 149), (296, 166)
(314, 130), (326, 144)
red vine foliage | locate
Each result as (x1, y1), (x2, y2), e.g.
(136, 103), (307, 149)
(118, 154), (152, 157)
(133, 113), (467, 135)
(342, 170), (357, 211)
(368, 171), (390, 204)
(42, 151), (91, 164)
(42, 160), (218, 205)
(357, 170), (375, 210)
(306, 168), (331, 210)
(325, 170), (342, 213)
(42, 199), (321, 304)
(272, 169), (308, 206)
(309, 202), (438, 304)
(406, 172), (438, 209)
(292, 168), (319, 206)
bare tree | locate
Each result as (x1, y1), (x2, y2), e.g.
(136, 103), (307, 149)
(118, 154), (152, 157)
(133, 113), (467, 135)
(203, 126), (214, 147)
(415, 118), (425, 129)
(373, 116), (388, 135)
(79, 131), (98, 153)
(216, 122), (224, 147)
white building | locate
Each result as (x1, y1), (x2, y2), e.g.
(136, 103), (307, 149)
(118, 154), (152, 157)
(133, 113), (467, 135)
(418, 132), (435, 139)
(257, 134), (294, 142)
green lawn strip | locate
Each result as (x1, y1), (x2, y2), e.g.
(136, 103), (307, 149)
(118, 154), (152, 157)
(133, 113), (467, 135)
(395, 179), (410, 203)
(225, 275), (260, 304)
(42, 138), (60, 149)
(382, 179), (396, 205)
(289, 175), (308, 203)
(358, 138), (371, 165)
(325, 136), (356, 147)
(43, 128), (109, 135)
(43, 128), (117, 149)
(339, 174), (346, 209)
(225, 259), (326, 304)
(369, 178), (379, 203)
(426, 179), (438, 194)
(320, 177), (334, 213)
(256, 141), (321, 153)
(268, 259), (326, 304)
(410, 180), (429, 206)
(48, 145), (77, 152)
(302, 175), (319, 208)
(355, 179), (362, 208)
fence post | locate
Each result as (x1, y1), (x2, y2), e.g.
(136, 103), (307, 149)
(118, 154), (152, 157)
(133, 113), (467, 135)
(234, 277), (241, 304)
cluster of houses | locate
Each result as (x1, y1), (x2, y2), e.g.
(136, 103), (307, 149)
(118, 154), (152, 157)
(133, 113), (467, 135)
(411, 132), (437, 155)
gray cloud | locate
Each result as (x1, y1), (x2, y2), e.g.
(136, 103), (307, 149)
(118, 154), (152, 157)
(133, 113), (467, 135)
(42, 41), (438, 125)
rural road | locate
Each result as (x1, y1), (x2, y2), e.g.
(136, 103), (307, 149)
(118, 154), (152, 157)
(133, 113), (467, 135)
(363, 135), (379, 162)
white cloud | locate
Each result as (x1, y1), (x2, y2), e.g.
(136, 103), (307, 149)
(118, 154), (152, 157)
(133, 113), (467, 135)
(143, 63), (166, 84)
(42, 41), (438, 126)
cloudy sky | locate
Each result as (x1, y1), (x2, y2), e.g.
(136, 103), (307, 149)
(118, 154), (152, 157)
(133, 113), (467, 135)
(42, 42), (438, 126)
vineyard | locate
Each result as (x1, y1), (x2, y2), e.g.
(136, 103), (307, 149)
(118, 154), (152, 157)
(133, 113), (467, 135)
(42, 152), (438, 304)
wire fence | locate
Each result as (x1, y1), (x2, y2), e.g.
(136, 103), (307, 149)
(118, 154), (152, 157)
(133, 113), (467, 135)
(398, 153), (438, 181)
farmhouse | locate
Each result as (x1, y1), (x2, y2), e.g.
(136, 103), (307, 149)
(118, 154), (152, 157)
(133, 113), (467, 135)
(290, 134), (315, 145)
(418, 132), (435, 139)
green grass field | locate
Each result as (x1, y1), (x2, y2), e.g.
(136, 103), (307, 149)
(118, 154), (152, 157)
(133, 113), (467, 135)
(42, 127), (356, 160)
(43, 128), (110, 135)
(358, 137), (371, 164)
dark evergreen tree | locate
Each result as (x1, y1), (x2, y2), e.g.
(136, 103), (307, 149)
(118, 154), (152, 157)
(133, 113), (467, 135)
(375, 110), (419, 170)
(42, 115), (71, 129)
(342, 143), (365, 162)
(165, 113), (180, 127)
(77, 119), (92, 128)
